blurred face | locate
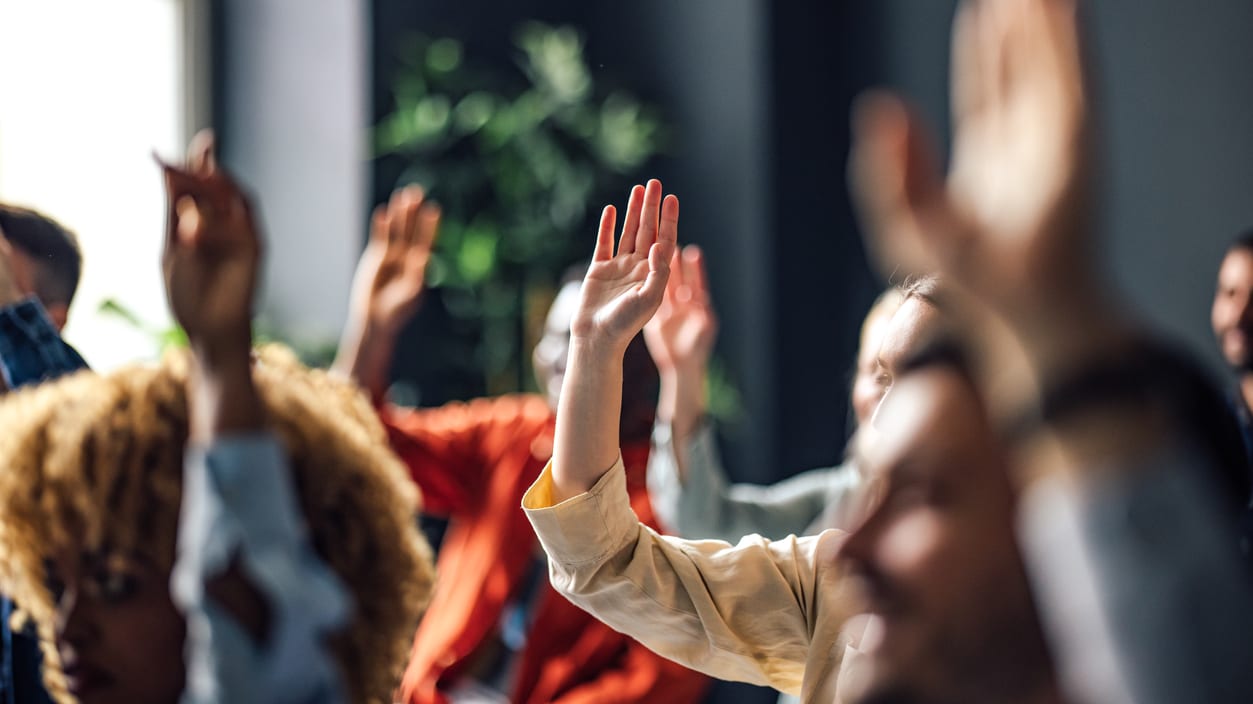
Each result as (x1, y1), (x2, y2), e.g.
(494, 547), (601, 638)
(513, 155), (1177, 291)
(1212, 247), (1253, 373)
(869, 297), (941, 421)
(532, 280), (658, 440)
(836, 369), (1053, 704)
(850, 296), (903, 427)
(532, 282), (581, 411)
(7, 247), (69, 330)
(47, 547), (186, 704)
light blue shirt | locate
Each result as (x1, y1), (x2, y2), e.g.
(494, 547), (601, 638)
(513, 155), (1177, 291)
(171, 434), (350, 704)
(647, 421), (862, 541)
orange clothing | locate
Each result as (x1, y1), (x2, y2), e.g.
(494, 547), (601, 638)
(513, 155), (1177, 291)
(385, 394), (710, 704)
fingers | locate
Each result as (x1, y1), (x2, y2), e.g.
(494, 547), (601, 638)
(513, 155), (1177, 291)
(658, 193), (679, 248)
(415, 201), (441, 252)
(186, 129), (217, 175)
(849, 91), (948, 279)
(681, 245), (707, 305)
(375, 185), (441, 258)
(157, 155), (256, 254)
(174, 195), (205, 247)
(638, 239), (676, 306)
(1030, 0), (1086, 105)
(395, 185), (424, 247)
(951, 1), (984, 127)
(594, 205), (617, 262)
(617, 185), (646, 255)
(370, 205), (390, 245)
(633, 180), (664, 255)
(976, 0), (1008, 114)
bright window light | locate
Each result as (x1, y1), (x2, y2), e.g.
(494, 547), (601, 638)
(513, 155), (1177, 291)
(0, 0), (191, 370)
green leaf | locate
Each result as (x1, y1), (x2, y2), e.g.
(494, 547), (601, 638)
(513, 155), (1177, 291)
(453, 92), (495, 134)
(456, 225), (499, 284)
(426, 38), (463, 73)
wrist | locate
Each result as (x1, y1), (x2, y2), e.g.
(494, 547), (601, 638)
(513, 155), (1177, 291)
(187, 354), (263, 442)
(359, 312), (405, 343)
(190, 328), (253, 378)
(658, 373), (706, 437)
(568, 335), (631, 365)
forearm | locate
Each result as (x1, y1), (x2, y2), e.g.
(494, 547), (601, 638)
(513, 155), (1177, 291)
(523, 462), (822, 694)
(552, 340), (624, 501)
(331, 316), (397, 401)
(656, 364), (707, 480)
(188, 333), (262, 445)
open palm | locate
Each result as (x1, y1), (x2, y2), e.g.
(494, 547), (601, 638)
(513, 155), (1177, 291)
(851, 0), (1090, 315)
(572, 180), (679, 352)
(350, 185), (441, 335)
(644, 245), (718, 374)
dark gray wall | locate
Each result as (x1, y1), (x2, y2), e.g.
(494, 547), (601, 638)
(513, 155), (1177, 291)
(877, 0), (1253, 375)
(1090, 1), (1253, 370)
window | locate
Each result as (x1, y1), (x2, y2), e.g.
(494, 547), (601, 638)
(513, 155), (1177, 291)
(0, 0), (206, 369)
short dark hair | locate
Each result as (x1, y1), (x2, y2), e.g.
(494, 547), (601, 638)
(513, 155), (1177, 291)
(1227, 228), (1253, 255)
(0, 204), (82, 306)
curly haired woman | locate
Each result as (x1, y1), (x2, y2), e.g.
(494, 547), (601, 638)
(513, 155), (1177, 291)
(0, 135), (434, 704)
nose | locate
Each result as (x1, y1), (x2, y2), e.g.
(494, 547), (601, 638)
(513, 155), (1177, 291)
(57, 587), (98, 652)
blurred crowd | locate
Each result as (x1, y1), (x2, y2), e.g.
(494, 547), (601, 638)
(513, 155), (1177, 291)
(0, 1), (1249, 704)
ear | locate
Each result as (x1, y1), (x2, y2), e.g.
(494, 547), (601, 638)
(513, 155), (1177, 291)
(44, 302), (69, 332)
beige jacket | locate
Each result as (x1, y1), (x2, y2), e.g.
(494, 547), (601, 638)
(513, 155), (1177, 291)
(523, 458), (860, 704)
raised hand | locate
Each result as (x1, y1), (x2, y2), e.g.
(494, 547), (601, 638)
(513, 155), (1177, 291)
(851, 0), (1093, 323)
(348, 185), (441, 337)
(158, 130), (264, 441)
(849, 0), (1126, 387)
(550, 179), (679, 501)
(644, 245), (717, 443)
(571, 180), (679, 353)
(332, 186), (440, 399)
(644, 245), (718, 375)
(159, 130), (261, 360)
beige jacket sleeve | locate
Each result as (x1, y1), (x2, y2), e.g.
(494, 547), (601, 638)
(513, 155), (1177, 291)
(523, 457), (854, 702)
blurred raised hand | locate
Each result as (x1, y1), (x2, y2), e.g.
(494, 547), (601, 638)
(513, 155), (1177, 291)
(644, 245), (717, 441)
(332, 185), (440, 399)
(644, 245), (718, 376)
(158, 129), (264, 440)
(159, 130), (260, 362)
(849, 0), (1124, 381)
(350, 185), (441, 337)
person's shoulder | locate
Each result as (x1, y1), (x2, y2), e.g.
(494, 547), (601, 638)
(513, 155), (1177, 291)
(457, 393), (554, 430)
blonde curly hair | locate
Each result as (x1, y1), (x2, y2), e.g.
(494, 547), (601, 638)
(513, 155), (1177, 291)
(0, 345), (435, 704)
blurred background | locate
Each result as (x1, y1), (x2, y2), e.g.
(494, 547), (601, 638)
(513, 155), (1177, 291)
(2, 2), (1253, 700)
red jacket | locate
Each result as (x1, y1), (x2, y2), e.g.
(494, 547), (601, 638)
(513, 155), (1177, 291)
(385, 394), (710, 704)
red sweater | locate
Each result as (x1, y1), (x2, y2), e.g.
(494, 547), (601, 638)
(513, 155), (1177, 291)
(384, 394), (710, 704)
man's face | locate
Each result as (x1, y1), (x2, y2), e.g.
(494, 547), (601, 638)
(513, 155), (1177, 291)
(837, 368), (1052, 704)
(1212, 247), (1253, 372)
